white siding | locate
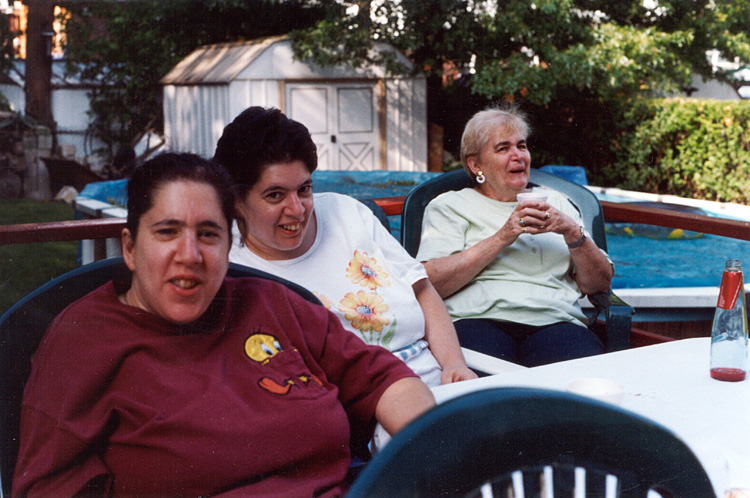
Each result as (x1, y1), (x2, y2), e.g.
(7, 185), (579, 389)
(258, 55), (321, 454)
(52, 88), (92, 132)
(162, 85), (177, 151)
(412, 77), (428, 171)
(226, 79), (281, 120)
(386, 77), (427, 172)
(163, 84), (230, 158)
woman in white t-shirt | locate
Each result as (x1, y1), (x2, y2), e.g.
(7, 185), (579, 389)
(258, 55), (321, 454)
(213, 106), (476, 390)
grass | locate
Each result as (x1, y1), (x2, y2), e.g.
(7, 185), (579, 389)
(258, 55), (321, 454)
(0, 199), (78, 316)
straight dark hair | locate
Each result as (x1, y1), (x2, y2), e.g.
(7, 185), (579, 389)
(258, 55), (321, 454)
(126, 152), (236, 243)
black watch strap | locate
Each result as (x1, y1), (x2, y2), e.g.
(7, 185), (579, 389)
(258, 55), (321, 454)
(567, 228), (587, 249)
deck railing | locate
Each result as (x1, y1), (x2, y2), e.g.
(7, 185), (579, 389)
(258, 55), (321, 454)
(600, 201), (750, 241)
(5, 194), (742, 346)
(2, 197), (750, 246)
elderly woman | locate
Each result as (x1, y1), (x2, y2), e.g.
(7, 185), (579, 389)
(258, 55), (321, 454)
(416, 107), (614, 367)
(213, 106), (475, 393)
(13, 153), (434, 498)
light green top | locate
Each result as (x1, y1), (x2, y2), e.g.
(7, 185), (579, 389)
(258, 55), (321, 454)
(416, 187), (608, 328)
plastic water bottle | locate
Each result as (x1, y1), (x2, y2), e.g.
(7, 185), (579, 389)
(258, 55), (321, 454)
(710, 259), (748, 381)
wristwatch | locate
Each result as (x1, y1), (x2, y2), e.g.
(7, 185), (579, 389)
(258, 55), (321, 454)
(566, 226), (587, 249)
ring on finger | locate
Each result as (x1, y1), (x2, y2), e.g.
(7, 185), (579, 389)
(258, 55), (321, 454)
(519, 218), (525, 226)
(545, 211), (551, 219)
(522, 227), (527, 233)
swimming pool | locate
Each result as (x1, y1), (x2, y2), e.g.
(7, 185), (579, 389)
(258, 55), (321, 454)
(310, 171), (750, 291)
(606, 233), (750, 289)
(590, 187), (750, 290)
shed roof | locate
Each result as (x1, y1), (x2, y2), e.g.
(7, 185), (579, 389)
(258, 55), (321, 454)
(160, 36), (282, 86)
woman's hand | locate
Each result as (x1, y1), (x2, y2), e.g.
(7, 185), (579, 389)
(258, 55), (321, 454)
(441, 365), (478, 384)
(514, 200), (613, 294)
(512, 200), (580, 243)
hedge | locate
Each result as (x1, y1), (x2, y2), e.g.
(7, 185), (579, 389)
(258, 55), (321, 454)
(608, 98), (750, 203)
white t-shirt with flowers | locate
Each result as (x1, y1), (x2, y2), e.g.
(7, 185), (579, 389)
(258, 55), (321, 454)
(229, 192), (442, 387)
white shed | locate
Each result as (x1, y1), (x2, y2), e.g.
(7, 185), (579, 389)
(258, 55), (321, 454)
(161, 36), (427, 171)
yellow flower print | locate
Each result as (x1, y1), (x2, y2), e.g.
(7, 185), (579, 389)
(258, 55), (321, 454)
(346, 250), (391, 290)
(314, 292), (334, 310)
(339, 291), (390, 335)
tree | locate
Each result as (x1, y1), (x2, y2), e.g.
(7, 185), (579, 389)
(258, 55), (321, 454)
(24, 0), (56, 127)
(59, 0), (329, 166)
(290, 0), (750, 176)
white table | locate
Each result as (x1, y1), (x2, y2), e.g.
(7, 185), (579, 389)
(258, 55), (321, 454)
(433, 338), (750, 497)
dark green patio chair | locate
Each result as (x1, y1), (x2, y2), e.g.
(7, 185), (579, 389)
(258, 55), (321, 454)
(400, 168), (634, 351)
(347, 387), (715, 498)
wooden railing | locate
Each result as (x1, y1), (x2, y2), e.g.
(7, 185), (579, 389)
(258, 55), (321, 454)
(2, 196), (750, 246)
(600, 201), (750, 241)
(0, 217), (124, 245)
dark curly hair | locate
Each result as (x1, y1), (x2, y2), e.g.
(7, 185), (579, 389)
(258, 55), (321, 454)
(213, 106), (318, 199)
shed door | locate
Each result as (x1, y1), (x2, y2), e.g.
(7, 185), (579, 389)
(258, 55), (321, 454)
(286, 83), (381, 170)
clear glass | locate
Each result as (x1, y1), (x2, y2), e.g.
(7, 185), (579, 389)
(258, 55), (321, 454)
(710, 260), (748, 381)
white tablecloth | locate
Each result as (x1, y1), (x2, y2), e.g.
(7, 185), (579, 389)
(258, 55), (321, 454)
(432, 338), (750, 497)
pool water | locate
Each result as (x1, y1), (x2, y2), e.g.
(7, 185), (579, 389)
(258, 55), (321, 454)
(596, 192), (750, 289)
(606, 233), (750, 289)
(311, 171), (750, 290)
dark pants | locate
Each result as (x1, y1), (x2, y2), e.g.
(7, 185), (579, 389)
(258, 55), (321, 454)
(454, 318), (604, 368)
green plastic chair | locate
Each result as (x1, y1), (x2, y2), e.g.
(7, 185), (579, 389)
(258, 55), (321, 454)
(0, 257), (321, 498)
(400, 168), (634, 351)
(347, 387), (715, 498)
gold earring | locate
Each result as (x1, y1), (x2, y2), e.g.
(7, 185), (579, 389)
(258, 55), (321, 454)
(476, 170), (485, 184)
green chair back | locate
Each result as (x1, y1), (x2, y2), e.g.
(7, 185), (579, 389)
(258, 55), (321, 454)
(348, 387), (715, 498)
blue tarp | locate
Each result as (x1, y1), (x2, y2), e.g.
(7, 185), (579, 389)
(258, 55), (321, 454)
(79, 179), (128, 208)
(539, 165), (588, 185)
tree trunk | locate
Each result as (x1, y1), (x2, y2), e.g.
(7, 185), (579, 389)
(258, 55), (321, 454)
(24, 0), (55, 128)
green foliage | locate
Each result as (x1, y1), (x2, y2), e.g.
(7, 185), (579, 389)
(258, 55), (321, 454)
(59, 0), (328, 164)
(0, 200), (77, 316)
(292, 0), (749, 105)
(608, 98), (750, 203)
(524, 93), (622, 179)
(291, 0), (750, 182)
